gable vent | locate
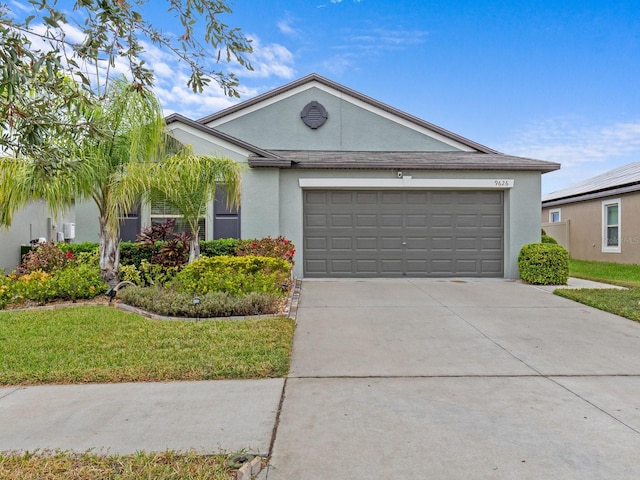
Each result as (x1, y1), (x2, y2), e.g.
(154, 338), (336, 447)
(300, 101), (328, 129)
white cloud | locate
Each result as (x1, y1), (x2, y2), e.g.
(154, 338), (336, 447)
(234, 36), (295, 79)
(144, 36), (294, 119)
(505, 117), (640, 166)
(502, 117), (640, 194)
(277, 17), (298, 36)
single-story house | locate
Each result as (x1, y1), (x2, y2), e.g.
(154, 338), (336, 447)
(2, 74), (560, 278)
(542, 161), (640, 264)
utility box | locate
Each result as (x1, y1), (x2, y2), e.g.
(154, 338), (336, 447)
(63, 223), (76, 240)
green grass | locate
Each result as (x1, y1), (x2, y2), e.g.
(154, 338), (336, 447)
(568, 258), (640, 288)
(554, 288), (640, 323)
(0, 306), (295, 385)
(0, 450), (241, 480)
(554, 259), (640, 322)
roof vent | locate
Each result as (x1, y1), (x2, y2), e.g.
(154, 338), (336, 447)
(300, 101), (328, 129)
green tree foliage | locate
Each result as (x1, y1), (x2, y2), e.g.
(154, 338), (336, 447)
(148, 147), (241, 263)
(0, 78), (166, 286)
(0, 0), (252, 160)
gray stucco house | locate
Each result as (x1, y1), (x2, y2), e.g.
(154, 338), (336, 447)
(163, 74), (558, 278)
(1, 74), (559, 278)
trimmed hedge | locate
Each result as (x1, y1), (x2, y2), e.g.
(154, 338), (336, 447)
(201, 238), (239, 257)
(57, 239), (239, 268)
(541, 234), (558, 244)
(169, 256), (290, 296)
(518, 243), (569, 285)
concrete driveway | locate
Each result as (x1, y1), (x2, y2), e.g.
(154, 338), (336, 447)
(265, 279), (640, 479)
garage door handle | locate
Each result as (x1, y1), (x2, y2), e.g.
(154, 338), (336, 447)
(402, 242), (407, 245)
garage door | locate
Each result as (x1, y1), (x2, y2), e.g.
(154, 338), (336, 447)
(303, 190), (503, 277)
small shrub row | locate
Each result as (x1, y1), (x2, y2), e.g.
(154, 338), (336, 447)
(23, 238), (242, 271)
(0, 264), (106, 307)
(117, 286), (282, 317)
(518, 243), (569, 285)
(169, 256), (291, 296)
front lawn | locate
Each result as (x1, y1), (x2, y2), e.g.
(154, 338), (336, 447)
(0, 450), (239, 480)
(554, 288), (640, 323)
(0, 306), (295, 385)
(553, 259), (640, 323)
(568, 258), (640, 288)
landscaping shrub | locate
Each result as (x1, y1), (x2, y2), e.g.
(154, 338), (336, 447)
(236, 236), (295, 268)
(117, 286), (282, 317)
(11, 270), (56, 304)
(200, 238), (239, 257)
(59, 242), (99, 256)
(118, 264), (143, 285)
(541, 234), (558, 244)
(135, 220), (190, 267)
(0, 275), (14, 309)
(119, 241), (154, 268)
(170, 256), (290, 296)
(52, 264), (106, 301)
(518, 243), (569, 285)
(18, 242), (72, 275)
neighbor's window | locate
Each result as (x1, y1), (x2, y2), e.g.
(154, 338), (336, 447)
(602, 199), (621, 253)
(549, 209), (561, 223)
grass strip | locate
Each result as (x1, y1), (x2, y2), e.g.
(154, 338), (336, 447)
(554, 288), (640, 322)
(0, 306), (295, 385)
(569, 259), (640, 288)
(0, 450), (237, 480)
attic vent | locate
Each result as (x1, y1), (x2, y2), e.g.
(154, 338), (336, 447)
(300, 101), (328, 129)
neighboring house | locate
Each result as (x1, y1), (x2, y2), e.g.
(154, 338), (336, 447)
(3, 74), (560, 278)
(0, 202), (74, 274)
(542, 162), (640, 264)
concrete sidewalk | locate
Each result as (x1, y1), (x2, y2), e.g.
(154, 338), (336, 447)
(0, 380), (283, 455)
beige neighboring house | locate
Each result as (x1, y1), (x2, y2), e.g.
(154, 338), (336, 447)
(542, 162), (640, 264)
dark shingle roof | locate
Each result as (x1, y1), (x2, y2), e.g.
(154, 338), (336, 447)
(248, 150), (560, 172)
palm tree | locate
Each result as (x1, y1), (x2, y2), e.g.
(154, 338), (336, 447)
(0, 78), (166, 287)
(149, 146), (242, 263)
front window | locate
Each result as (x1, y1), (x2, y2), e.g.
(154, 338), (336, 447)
(602, 199), (621, 253)
(549, 209), (561, 223)
(150, 195), (206, 241)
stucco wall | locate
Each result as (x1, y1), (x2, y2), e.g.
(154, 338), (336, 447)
(542, 192), (640, 264)
(242, 168), (543, 279)
(0, 201), (74, 273)
(210, 87), (464, 152)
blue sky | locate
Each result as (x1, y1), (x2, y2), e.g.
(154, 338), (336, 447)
(9, 0), (640, 194)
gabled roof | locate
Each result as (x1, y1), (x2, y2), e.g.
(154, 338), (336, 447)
(197, 73), (499, 154)
(542, 161), (640, 206)
(164, 113), (279, 159)
(249, 150), (560, 172)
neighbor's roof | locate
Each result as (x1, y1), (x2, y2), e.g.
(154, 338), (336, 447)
(248, 150), (561, 172)
(542, 161), (640, 206)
